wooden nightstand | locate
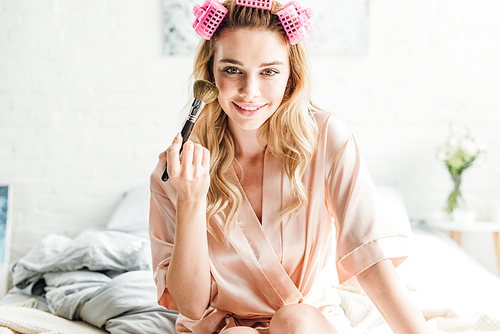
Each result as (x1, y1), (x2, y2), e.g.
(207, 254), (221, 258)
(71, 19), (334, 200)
(426, 220), (500, 274)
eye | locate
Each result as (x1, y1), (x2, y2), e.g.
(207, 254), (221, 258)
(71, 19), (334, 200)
(223, 67), (241, 74)
(262, 69), (278, 76)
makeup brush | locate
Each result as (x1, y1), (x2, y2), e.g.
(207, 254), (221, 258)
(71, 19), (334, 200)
(161, 80), (219, 182)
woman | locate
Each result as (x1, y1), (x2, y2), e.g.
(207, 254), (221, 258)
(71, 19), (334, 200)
(150, 1), (431, 333)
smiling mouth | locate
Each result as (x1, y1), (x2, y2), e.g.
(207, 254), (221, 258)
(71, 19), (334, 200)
(239, 106), (259, 111)
(233, 102), (267, 112)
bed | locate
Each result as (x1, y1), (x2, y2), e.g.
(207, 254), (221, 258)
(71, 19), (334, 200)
(1, 184), (499, 334)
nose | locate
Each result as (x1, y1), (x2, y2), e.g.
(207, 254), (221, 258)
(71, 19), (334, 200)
(239, 75), (261, 99)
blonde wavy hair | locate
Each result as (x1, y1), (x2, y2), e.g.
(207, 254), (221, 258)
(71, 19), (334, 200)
(190, 0), (320, 237)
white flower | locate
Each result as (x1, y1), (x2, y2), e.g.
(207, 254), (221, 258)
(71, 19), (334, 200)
(460, 137), (478, 157)
(436, 126), (486, 174)
(436, 146), (452, 160)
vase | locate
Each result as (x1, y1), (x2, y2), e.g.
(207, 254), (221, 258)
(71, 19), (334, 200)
(452, 208), (475, 224)
(445, 173), (465, 214)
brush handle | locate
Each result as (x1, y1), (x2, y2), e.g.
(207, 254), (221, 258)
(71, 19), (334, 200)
(161, 99), (205, 182)
(161, 121), (195, 181)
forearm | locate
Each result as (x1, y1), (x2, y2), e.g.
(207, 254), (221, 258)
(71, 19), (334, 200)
(167, 197), (211, 320)
(357, 259), (431, 334)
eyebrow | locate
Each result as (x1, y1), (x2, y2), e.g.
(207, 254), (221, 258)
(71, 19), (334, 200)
(219, 58), (285, 67)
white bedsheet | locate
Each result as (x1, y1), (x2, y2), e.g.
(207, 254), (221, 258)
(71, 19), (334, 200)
(398, 223), (500, 318)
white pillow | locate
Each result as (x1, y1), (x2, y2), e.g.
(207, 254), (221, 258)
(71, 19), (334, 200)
(106, 183), (150, 236)
(376, 186), (413, 237)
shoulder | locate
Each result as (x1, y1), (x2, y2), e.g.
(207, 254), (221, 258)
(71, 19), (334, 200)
(313, 111), (353, 156)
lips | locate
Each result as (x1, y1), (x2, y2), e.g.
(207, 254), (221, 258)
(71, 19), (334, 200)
(232, 102), (267, 116)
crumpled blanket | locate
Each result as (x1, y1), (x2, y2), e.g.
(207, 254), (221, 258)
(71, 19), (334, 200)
(11, 231), (152, 290)
(9, 231), (177, 334)
(335, 285), (500, 333)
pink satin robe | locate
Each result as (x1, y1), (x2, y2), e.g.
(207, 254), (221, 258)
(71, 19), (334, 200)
(149, 112), (407, 333)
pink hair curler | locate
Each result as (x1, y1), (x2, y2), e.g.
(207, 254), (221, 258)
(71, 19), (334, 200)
(276, 0), (314, 45)
(235, 0), (273, 10)
(192, 0), (228, 40)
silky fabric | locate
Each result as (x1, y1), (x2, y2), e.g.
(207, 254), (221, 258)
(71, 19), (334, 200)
(149, 112), (407, 333)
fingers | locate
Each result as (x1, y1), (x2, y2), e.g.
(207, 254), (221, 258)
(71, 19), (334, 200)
(202, 146), (210, 168)
(181, 140), (195, 166)
(158, 133), (210, 183)
(192, 143), (205, 167)
(172, 132), (182, 144)
(160, 133), (210, 177)
(159, 134), (210, 198)
(166, 133), (182, 170)
(180, 141), (209, 169)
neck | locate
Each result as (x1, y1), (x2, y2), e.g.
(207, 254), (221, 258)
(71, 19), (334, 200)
(230, 128), (267, 162)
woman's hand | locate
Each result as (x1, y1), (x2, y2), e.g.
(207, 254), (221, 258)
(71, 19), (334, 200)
(160, 133), (212, 320)
(159, 133), (210, 201)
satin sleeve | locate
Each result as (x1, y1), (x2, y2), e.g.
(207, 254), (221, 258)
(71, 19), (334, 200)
(324, 119), (407, 286)
(149, 166), (179, 311)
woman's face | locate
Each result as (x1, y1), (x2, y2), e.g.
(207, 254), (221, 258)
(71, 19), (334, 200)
(213, 28), (290, 133)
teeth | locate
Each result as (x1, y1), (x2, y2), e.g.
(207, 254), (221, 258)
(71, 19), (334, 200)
(237, 105), (260, 111)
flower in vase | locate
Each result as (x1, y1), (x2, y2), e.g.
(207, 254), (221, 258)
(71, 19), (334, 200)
(436, 129), (486, 213)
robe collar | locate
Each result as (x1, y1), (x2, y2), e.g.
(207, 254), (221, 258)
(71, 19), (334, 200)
(225, 148), (303, 306)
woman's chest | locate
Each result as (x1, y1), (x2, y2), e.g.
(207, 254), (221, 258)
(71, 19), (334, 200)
(240, 177), (263, 222)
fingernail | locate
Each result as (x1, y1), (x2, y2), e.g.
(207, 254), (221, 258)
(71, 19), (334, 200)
(175, 133), (182, 141)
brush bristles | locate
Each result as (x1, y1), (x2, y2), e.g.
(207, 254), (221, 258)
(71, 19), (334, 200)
(193, 80), (219, 104)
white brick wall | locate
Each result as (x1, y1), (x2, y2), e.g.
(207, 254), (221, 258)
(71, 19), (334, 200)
(0, 0), (194, 267)
(1, 0), (500, 280)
